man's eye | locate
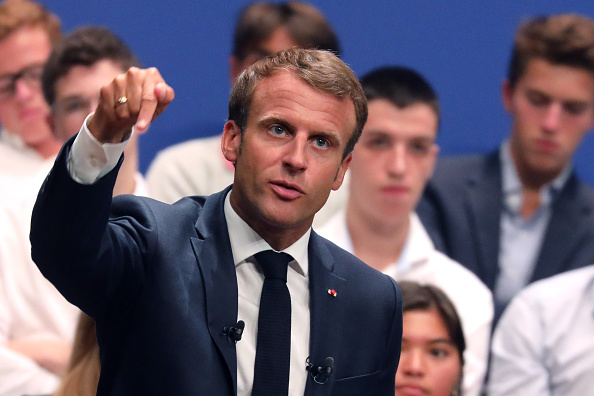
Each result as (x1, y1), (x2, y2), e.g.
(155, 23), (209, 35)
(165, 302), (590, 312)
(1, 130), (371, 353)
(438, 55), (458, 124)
(411, 142), (430, 154)
(526, 93), (549, 107)
(65, 101), (87, 112)
(313, 137), (329, 148)
(564, 102), (588, 116)
(269, 125), (287, 136)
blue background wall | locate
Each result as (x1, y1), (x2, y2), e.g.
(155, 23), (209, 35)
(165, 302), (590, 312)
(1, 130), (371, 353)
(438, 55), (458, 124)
(39, 1), (594, 183)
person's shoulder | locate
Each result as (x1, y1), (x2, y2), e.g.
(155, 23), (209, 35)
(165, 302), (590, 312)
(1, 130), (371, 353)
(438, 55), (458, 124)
(428, 249), (492, 300)
(519, 266), (594, 303)
(314, 232), (397, 289)
(432, 152), (493, 180)
(571, 176), (594, 204)
(158, 135), (222, 157)
(111, 193), (208, 224)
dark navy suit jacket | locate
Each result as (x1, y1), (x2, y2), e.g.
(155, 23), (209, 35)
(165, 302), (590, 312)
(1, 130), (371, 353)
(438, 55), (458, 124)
(30, 140), (402, 396)
(418, 150), (594, 293)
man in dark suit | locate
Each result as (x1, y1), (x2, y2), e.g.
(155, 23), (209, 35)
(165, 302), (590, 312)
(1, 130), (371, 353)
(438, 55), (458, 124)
(417, 13), (594, 320)
(30, 48), (402, 395)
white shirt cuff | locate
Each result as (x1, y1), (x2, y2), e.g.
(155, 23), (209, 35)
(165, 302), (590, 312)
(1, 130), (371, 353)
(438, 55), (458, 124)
(67, 112), (133, 184)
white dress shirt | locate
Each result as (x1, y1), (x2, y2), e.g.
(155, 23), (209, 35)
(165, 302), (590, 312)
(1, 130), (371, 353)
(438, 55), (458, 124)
(317, 210), (493, 396)
(0, 129), (47, 203)
(67, 117), (313, 395)
(489, 265), (594, 396)
(0, 137), (147, 396)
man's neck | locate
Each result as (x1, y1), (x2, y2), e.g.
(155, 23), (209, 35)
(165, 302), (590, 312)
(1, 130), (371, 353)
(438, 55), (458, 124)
(346, 202), (409, 272)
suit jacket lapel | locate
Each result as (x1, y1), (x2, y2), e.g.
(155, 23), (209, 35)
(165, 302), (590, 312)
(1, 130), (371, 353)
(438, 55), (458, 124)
(305, 232), (346, 396)
(465, 151), (502, 289)
(190, 186), (239, 392)
(533, 174), (592, 281)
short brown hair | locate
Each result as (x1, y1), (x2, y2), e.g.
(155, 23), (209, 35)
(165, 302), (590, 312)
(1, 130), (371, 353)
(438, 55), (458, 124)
(42, 26), (141, 105)
(508, 13), (594, 88)
(228, 48), (367, 160)
(0, 0), (60, 44)
(232, 1), (340, 60)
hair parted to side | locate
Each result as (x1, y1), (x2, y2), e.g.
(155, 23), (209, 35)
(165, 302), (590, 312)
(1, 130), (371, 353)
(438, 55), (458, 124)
(42, 26), (141, 106)
(229, 48), (367, 160)
(360, 66), (440, 129)
(232, 1), (340, 60)
(508, 13), (594, 88)
(0, 0), (60, 44)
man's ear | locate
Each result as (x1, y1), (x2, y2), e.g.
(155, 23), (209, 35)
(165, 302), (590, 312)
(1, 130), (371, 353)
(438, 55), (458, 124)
(221, 120), (242, 164)
(501, 80), (514, 114)
(332, 153), (352, 191)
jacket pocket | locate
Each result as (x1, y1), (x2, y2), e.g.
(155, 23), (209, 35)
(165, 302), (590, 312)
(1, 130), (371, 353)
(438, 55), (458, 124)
(332, 370), (382, 395)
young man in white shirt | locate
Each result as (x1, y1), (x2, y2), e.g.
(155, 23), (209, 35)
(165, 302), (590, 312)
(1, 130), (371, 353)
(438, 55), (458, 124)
(318, 66), (493, 396)
(0, 26), (146, 396)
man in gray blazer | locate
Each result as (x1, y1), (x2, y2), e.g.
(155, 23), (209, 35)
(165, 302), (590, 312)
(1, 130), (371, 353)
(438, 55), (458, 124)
(418, 13), (594, 320)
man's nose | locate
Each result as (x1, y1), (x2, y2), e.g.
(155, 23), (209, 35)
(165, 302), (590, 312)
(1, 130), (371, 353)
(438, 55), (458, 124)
(542, 103), (562, 133)
(283, 135), (308, 171)
(13, 78), (37, 102)
(387, 144), (406, 176)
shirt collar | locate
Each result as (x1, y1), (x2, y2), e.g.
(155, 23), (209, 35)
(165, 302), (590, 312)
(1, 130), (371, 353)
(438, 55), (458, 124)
(224, 190), (310, 277)
(500, 141), (571, 211)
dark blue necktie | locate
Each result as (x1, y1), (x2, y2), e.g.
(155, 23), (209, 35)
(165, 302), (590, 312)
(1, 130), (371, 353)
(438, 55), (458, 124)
(251, 250), (293, 396)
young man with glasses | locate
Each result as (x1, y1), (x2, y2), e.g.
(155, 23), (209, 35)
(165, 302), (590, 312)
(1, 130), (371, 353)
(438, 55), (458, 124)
(0, 25), (148, 395)
(0, 0), (61, 190)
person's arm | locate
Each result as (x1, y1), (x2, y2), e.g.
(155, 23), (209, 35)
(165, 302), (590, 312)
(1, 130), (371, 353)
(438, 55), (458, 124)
(488, 292), (550, 395)
(30, 67), (174, 318)
(460, 287), (493, 396)
(377, 277), (403, 394)
(0, 274), (62, 395)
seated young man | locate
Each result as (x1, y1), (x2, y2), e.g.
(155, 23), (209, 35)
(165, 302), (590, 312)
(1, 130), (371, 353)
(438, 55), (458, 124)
(318, 66), (493, 396)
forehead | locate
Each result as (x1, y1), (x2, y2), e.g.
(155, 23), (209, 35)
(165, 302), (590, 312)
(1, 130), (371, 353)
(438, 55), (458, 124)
(258, 26), (298, 54)
(516, 58), (594, 102)
(0, 25), (51, 73)
(55, 60), (124, 99)
(402, 309), (450, 340)
(250, 70), (356, 138)
(364, 99), (438, 139)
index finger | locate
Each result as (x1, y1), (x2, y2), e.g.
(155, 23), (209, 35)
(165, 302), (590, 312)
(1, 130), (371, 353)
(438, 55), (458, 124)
(135, 81), (158, 132)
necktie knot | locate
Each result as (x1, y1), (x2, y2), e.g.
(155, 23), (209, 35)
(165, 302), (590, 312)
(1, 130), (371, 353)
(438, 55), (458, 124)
(255, 250), (293, 282)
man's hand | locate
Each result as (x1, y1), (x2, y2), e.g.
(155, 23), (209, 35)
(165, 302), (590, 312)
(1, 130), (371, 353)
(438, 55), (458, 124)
(87, 67), (175, 144)
(7, 339), (72, 377)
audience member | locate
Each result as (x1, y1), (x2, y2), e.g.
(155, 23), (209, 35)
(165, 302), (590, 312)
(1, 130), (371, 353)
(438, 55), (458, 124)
(318, 66), (492, 396)
(397, 281), (465, 396)
(0, 25), (145, 396)
(489, 265), (594, 395)
(0, 0), (61, 191)
(417, 13), (594, 320)
(146, 1), (346, 227)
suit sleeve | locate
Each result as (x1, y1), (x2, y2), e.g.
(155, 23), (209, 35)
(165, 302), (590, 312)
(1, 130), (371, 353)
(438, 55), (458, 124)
(30, 137), (156, 321)
(377, 276), (403, 394)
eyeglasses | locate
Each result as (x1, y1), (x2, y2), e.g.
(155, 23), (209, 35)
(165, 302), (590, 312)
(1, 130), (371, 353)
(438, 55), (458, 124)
(0, 63), (44, 100)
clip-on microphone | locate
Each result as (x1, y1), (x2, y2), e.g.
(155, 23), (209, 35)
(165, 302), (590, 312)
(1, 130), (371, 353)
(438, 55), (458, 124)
(222, 320), (245, 343)
(305, 356), (334, 384)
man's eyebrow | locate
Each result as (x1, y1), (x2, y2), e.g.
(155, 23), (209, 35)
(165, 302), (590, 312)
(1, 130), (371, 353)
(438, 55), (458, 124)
(258, 115), (296, 131)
